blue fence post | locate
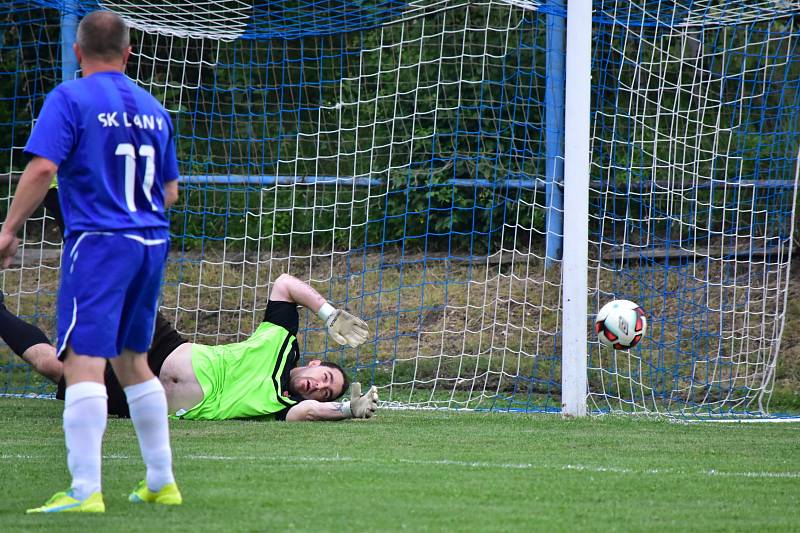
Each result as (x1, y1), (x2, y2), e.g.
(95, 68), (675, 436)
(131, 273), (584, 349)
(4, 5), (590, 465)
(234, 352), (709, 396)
(545, 1), (566, 269)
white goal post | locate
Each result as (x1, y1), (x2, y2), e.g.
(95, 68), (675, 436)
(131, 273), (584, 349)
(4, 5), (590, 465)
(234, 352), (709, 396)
(561, 0), (592, 417)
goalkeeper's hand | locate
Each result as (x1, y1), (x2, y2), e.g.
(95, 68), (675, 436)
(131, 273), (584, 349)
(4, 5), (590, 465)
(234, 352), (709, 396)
(342, 382), (378, 419)
(318, 304), (369, 347)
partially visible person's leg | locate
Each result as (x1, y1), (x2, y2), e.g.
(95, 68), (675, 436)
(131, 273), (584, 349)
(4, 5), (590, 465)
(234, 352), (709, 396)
(0, 290), (63, 382)
(60, 351), (108, 503)
(30, 232), (121, 512)
(110, 350), (154, 385)
(114, 233), (180, 505)
(114, 350), (180, 504)
(27, 348), (108, 514)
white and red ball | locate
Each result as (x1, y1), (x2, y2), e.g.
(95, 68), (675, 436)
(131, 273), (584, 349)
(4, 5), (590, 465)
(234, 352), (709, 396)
(594, 299), (647, 350)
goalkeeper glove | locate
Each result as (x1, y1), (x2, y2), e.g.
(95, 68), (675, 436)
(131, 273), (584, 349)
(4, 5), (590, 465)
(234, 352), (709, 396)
(317, 303), (369, 347)
(342, 382), (378, 419)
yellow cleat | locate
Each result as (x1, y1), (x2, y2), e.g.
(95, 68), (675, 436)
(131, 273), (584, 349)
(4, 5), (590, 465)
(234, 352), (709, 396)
(128, 480), (182, 505)
(26, 490), (105, 513)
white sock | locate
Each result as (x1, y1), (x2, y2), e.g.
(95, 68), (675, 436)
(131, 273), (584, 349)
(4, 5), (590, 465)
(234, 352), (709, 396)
(125, 378), (175, 491)
(63, 381), (108, 500)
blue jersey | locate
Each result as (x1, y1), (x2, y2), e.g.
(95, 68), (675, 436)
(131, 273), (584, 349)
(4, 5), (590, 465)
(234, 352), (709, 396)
(24, 71), (179, 237)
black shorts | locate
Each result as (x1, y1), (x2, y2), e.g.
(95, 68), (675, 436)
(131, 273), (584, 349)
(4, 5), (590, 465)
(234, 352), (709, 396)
(56, 312), (188, 416)
(56, 302), (300, 417)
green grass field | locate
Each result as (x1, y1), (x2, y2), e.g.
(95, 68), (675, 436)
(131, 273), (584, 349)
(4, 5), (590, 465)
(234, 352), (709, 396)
(1, 398), (799, 532)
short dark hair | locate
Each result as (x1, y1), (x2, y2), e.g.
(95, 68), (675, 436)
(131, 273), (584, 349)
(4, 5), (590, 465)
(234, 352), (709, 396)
(320, 361), (350, 401)
(77, 11), (130, 62)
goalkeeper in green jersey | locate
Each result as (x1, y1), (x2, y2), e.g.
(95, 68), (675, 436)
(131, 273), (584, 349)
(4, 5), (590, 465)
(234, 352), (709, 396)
(0, 273), (378, 422)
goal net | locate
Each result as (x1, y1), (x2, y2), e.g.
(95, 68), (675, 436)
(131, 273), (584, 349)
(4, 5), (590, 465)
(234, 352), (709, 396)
(1, 0), (798, 418)
(588, 1), (800, 416)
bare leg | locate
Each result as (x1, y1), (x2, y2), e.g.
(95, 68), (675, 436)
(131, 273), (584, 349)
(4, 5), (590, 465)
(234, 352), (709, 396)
(0, 291), (63, 382)
(62, 350), (106, 385)
(21, 343), (63, 383)
(109, 349), (155, 387)
(0, 200), (65, 384)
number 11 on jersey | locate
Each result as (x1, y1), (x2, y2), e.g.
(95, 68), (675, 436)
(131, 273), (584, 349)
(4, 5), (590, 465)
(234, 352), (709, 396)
(115, 142), (158, 212)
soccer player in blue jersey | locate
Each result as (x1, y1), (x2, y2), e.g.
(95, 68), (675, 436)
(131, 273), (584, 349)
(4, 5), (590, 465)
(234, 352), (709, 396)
(0, 11), (181, 513)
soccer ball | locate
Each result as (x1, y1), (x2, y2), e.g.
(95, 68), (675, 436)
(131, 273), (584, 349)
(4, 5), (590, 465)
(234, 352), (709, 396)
(594, 299), (647, 350)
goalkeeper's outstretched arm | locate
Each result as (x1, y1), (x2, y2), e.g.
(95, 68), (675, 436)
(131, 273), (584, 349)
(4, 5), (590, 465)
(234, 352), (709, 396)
(270, 273), (369, 347)
(286, 383), (378, 422)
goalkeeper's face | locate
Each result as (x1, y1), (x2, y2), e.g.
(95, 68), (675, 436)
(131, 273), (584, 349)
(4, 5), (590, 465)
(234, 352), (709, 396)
(288, 360), (346, 401)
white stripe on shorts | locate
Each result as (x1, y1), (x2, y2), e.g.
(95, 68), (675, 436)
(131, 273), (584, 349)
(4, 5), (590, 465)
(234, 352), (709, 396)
(123, 234), (167, 246)
(69, 231), (114, 260)
(61, 233), (112, 354)
(56, 297), (79, 358)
